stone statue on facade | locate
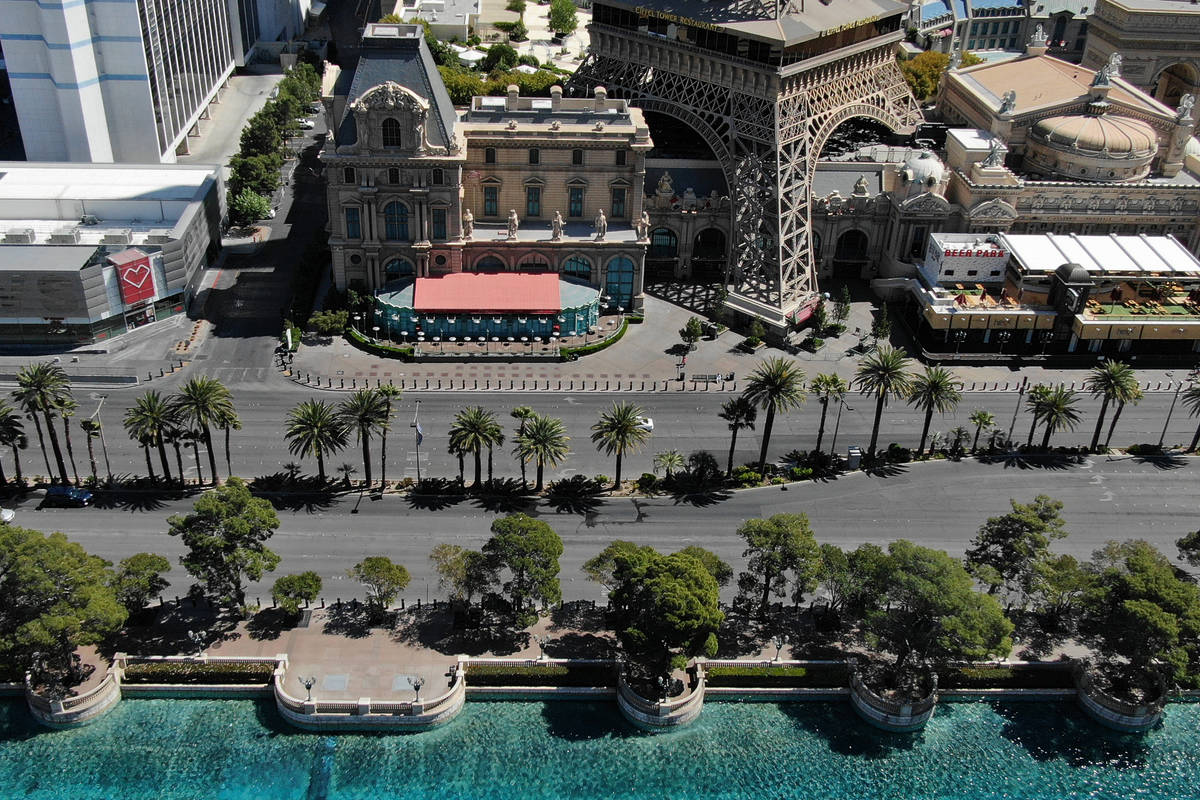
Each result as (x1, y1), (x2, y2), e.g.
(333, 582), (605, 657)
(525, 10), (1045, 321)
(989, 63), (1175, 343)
(415, 121), (426, 154)
(682, 188), (699, 210)
(852, 174), (870, 196)
(948, 49), (961, 71)
(655, 171), (674, 209)
(1031, 23), (1047, 48)
(1107, 52), (1123, 77)
(636, 210), (651, 241)
(1092, 63), (1113, 88)
(594, 209), (607, 241)
(982, 140), (1005, 168)
(551, 210), (564, 241)
(1178, 93), (1195, 123)
(998, 90), (1017, 114)
(462, 208), (474, 239)
(507, 209), (519, 240)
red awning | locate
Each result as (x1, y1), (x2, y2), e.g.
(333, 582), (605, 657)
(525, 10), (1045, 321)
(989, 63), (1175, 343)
(413, 273), (562, 314)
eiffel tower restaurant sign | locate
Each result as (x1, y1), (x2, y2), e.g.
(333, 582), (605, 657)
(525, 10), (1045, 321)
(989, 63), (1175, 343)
(108, 248), (157, 306)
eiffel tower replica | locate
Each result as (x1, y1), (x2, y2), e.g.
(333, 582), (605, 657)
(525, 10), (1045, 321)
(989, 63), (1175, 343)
(570, 0), (922, 329)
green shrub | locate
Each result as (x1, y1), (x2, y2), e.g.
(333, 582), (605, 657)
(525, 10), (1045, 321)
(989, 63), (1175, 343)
(748, 319), (767, 340)
(769, 476), (788, 485)
(309, 310), (348, 336)
(560, 318), (628, 359)
(122, 661), (274, 685)
(937, 665), (1075, 689)
(730, 466), (761, 487)
(705, 663), (848, 688)
(345, 327), (414, 360)
(787, 466), (813, 481)
(281, 322), (302, 351)
(508, 20), (528, 40)
(636, 473), (659, 494)
(505, 0), (526, 13)
(593, 474), (610, 486)
(465, 663), (616, 687)
(741, 336), (762, 350)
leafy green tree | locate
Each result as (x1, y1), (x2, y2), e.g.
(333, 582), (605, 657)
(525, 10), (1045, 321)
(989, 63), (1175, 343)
(899, 49), (983, 99)
(507, 19), (528, 41)
(679, 316), (703, 350)
(608, 547), (723, 677)
(510, 405), (536, 488)
(0, 399), (25, 485)
(229, 191), (272, 227)
(112, 553), (171, 613)
(377, 384), (402, 488)
(514, 413), (569, 492)
(171, 377), (234, 484)
(124, 390), (177, 484)
(964, 495), (1068, 606)
(481, 42), (519, 72)
(338, 389), (389, 487)
(582, 540), (655, 592)
(1085, 360), (1140, 451)
(1183, 383), (1200, 452)
(449, 405), (503, 489)
(506, 0), (526, 13)
(1023, 553), (1089, 646)
(379, 12), (402, 22)
(438, 67), (485, 105)
(653, 449), (684, 477)
(816, 542), (889, 621)
(1035, 385), (1081, 449)
(549, 0), (578, 35)
(229, 153), (281, 198)
(590, 401), (651, 489)
(741, 356), (806, 476)
(736, 513), (820, 615)
(809, 373), (847, 454)
(284, 399), (348, 483)
(854, 345), (913, 457)
(430, 544), (494, 604)
(0, 525), (126, 682)
(968, 409), (995, 453)
(863, 539), (1013, 669)
(349, 556), (411, 610)
(1178, 529), (1200, 568)
(238, 114), (282, 159)
(675, 545), (733, 588)
(1080, 539), (1200, 683)
(271, 572), (322, 615)
(907, 366), (961, 456)
(870, 304), (892, 343)
(167, 477), (281, 608)
(718, 396), (756, 477)
(834, 285), (852, 324)
(12, 361), (72, 484)
(483, 513), (564, 624)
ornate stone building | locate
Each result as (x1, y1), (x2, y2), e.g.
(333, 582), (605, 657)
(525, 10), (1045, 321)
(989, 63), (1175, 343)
(1081, 0), (1200, 107)
(320, 24), (652, 314)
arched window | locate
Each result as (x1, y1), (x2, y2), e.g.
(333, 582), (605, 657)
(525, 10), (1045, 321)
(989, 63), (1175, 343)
(473, 255), (506, 273)
(605, 257), (635, 310)
(812, 230), (822, 261)
(562, 256), (592, 282)
(649, 228), (678, 258)
(382, 118), (402, 147)
(384, 258), (415, 280)
(383, 202), (410, 241)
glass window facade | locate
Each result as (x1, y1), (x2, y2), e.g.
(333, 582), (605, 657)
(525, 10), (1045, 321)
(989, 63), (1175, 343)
(526, 187), (541, 217)
(569, 187), (584, 217)
(345, 207), (361, 239)
(484, 186), (498, 217)
(382, 118), (402, 146)
(384, 202), (410, 241)
(611, 188), (626, 218)
(563, 256), (591, 282)
(605, 257), (635, 309)
(432, 208), (447, 240)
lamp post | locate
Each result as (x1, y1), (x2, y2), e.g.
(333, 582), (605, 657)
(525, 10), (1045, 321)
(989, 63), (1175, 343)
(353, 314), (362, 333)
(772, 635), (784, 662)
(411, 675), (425, 702)
(372, 325), (380, 342)
(390, 314), (400, 343)
(186, 629), (204, 656)
(90, 394), (113, 485)
(299, 675), (316, 702)
(1157, 370), (1198, 448)
(996, 329), (1012, 354)
(534, 634), (548, 660)
(952, 329), (966, 354)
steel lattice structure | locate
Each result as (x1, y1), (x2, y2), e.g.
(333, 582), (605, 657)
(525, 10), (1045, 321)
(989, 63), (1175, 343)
(572, 25), (922, 324)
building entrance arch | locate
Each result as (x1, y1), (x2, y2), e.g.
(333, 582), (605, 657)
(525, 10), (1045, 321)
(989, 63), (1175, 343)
(1155, 62), (1200, 109)
(692, 227), (726, 282)
(832, 229), (870, 278)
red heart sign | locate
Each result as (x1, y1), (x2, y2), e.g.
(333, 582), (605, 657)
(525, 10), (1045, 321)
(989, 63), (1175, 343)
(117, 257), (156, 304)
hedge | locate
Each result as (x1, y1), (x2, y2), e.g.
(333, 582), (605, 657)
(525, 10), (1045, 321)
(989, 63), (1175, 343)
(345, 327), (415, 360)
(704, 663), (848, 688)
(122, 661), (275, 685)
(561, 318), (628, 359)
(464, 663), (616, 687)
(937, 665), (1075, 690)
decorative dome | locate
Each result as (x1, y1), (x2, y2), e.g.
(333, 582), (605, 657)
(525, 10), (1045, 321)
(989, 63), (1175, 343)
(1054, 262), (1093, 285)
(900, 150), (945, 188)
(1030, 114), (1156, 159)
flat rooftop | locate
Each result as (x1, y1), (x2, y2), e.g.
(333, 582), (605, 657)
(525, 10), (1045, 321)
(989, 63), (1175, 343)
(415, 273), (562, 313)
(999, 233), (1200, 276)
(0, 163), (218, 204)
(0, 244), (103, 272)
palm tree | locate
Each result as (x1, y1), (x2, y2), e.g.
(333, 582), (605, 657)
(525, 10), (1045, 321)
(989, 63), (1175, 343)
(968, 409), (995, 453)
(336, 462), (357, 488)
(907, 366), (962, 456)
(449, 440), (467, 485)
(376, 384), (402, 490)
(515, 413), (570, 492)
(285, 399), (348, 483)
(217, 408), (241, 480)
(742, 356), (806, 476)
(718, 396), (757, 477)
(809, 373), (848, 453)
(1024, 384), (1053, 446)
(447, 406), (502, 489)
(653, 450), (685, 477)
(124, 390), (176, 484)
(949, 425), (970, 454)
(57, 396), (80, 485)
(1085, 360), (1139, 451)
(171, 377), (234, 485)
(511, 405), (536, 488)
(135, 434), (156, 483)
(854, 346), (913, 458)
(590, 401), (651, 489)
(184, 429), (205, 484)
(1183, 384), (1200, 452)
(165, 423), (186, 486)
(1036, 385), (1081, 449)
(338, 389), (390, 488)
(0, 400), (24, 486)
(486, 421), (505, 486)
(79, 417), (100, 486)
(1105, 385), (1143, 449)
(12, 362), (72, 483)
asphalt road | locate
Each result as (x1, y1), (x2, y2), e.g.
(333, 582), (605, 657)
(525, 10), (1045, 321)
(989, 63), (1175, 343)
(11, 457), (1196, 605)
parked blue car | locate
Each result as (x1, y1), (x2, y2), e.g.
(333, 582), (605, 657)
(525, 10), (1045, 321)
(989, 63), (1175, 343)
(43, 486), (92, 508)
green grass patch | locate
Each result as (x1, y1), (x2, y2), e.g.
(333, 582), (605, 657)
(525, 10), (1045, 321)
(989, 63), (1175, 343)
(465, 663), (616, 687)
(704, 663), (848, 688)
(937, 665), (1074, 690)
(122, 661), (275, 685)
(345, 327), (415, 360)
(561, 318), (628, 359)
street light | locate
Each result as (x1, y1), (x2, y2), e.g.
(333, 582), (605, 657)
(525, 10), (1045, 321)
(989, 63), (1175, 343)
(299, 675), (317, 702)
(90, 395), (113, 485)
(1157, 370), (1199, 448)
(996, 329), (1012, 354)
(952, 329), (967, 354)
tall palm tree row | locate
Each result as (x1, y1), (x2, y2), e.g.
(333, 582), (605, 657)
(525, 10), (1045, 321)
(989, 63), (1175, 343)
(0, 399), (24, 486)
(590, 401), (651, 489)
(809, 373), (847, 453)
(741, 356), (806, 476)
(1182, 383), (1200, 452)
(907, 366), (962, 456)
(854, 346), (913, 458)
(57, 396), (81, 485)
(1024, 383), (1053, 446)
(123, 390), (178, 484)
(171, 377), (235, 485)
(717, 396), (757, 477)
(12, 362), (72, 483)
(1084, 360), (1139, 452)
(968, 409), (995, 453)
(338, 389), (390, 487)
(376, 384), (402, 488)
(1034, 385), (1082, 449)
(514, 413), (569, 492)
(284, 399), (348, 483)
(448, 406), (502, 489)
(510, 405), (536, 488)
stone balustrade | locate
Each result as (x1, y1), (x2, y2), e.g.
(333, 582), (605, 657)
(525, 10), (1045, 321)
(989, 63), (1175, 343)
(1074, 663), (1165, 733)
(616, 671), (706, 731)
(25, 668), (122, 729)
(849, 669), (938, 733)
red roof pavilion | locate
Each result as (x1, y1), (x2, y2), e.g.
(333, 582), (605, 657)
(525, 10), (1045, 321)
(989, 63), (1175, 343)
(413, 273), (561, 314)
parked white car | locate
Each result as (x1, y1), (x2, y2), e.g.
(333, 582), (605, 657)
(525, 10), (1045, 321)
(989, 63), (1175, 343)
(1, 508), (14, 524)
(298, 119), (316, 131)
(636, 417), (654, 432)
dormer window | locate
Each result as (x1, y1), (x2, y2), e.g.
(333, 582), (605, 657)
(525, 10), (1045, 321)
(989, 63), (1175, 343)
(382, 118), (402, 147)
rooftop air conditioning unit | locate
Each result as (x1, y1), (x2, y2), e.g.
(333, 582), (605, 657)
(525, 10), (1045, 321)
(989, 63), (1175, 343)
(80, 214), (101, 225)
(101, 230), (133, 245)
(48, 227), (80, 244)
(3, 227), (35, 244)
(145, 229), (172, 244)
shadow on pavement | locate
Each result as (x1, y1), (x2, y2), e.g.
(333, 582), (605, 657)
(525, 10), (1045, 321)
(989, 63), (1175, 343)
(406, 478), (467, 510)
(975, 452), (1084, 471)
(545, 476), (607, 514)
(1129, 453), (1189, 470)
(392, 604), (526, 656)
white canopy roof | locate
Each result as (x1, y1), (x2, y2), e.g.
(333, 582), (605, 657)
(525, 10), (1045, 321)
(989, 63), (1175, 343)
(998, 233), (1200, 276)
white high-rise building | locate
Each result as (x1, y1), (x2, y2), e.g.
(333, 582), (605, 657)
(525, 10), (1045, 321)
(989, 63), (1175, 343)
(1, 0), (237, 163)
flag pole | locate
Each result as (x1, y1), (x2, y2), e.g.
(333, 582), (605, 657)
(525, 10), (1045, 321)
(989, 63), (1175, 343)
(411, 400), (422, 484)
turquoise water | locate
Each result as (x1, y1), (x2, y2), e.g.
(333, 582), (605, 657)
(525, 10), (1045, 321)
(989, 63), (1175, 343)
(1, 698), (1198, 799)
